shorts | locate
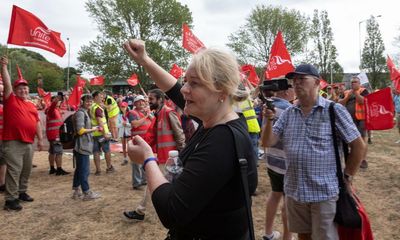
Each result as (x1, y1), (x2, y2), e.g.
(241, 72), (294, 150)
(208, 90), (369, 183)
(397, 113), (400, 129)
(0, 143), (4, 165)
(93, 136), (110, 153)
(354, 119), (366, 137)
(48, 141), (63, 155)
(108, 115), (118, 128)
(286, 196), (338, 239)
(267, 168), (284, 192)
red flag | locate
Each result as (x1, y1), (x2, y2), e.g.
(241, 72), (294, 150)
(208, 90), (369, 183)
(394, 78), (400, 92)
(16, 64), (25, 80)
(90, 76), (104, 86)
(7, 5), (66, 57)
(169, 64), (184, 79)
(319, 79), (328, 89)
(67, 76), (86, 109)
(265, 31), (294, 80)
(386, 55), (400, 81)
(43, 92), (52, 108)
(182, 23), (206, 54)
(241, 65), (260, 86)
(364, 87), (395, 130)
(127, 74), (139, 87)
(37, 87), (47, 97)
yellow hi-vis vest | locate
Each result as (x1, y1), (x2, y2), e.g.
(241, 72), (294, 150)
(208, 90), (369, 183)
(239, 99), (260, 133)
(90, 103), (110, 137)
(105, 95), (119, 118)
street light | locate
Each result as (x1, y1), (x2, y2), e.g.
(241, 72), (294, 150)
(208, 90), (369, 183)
(359, 15), (382, 69)
(66, 37), (71, 91)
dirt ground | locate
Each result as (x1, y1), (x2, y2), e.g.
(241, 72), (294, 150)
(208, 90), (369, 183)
(0, 128), (399, 240)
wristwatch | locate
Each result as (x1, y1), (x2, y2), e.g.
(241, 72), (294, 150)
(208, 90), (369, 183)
(344, 173), (354, 182)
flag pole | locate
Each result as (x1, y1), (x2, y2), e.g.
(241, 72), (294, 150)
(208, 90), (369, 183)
(66, 37), (70, 91)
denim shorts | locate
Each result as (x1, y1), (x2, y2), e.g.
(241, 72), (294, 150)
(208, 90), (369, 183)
(93, 136), (110, 153)
(48, 141), (63, 155)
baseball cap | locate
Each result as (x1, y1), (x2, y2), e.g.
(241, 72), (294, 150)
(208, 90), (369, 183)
(13, 79), (28, 88)
(119, 101), (128, 107)
(285, 64), (320, 79)
(134, 95), (145, 103)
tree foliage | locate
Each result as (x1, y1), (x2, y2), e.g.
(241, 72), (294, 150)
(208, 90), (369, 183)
(78, 0), (193, 90)
(361, 16), (387, 89)
(227, 5), (309, 66)
(308, 10), (343, 83)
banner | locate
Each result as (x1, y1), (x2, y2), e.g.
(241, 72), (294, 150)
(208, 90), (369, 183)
(7, 5), (66, 57)
(265, 31), (294, 80)
(182, 23), (206, 54)
(169, 64), (184, 79)
(241, 64), (260, 86)
(364, 87), (395, 130)
(67, 76), (86, 109)
(127, 74), (139, 87)
(90, 76), (104, 86)
(386, 55), (400, 81)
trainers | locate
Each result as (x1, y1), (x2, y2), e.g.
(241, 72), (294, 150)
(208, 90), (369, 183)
(19, 192), (34, 202)
(94, 171), (101, 176)
(71, 190), (83, 200)
(106, 165), (115, 173)
(367, 138), (372, 144)
(123, 210), (145, 221)
(395, 139), (400, 144)
(360, 160), (368, 169)
(262, 231), (281, 240)
(110, 139), (119, 143)
(83, 191), (101, 201)
(4, 199), (23, 211)
(49, 167), (56, 174)
(121, 159), (128, 166)
(56, 168), (70, 176)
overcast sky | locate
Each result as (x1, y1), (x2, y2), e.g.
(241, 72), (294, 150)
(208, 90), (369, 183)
(1, 0), (399, 77)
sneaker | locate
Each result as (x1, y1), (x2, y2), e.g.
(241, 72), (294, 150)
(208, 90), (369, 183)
(132, 185), (144, 190)
(262, 231), (281, 240)
(123, 210), (145, 221)
(106, 165), (115, 173)
(0, 184), (5, 192)
(56, 168), (70, 176)
(49, 167), (56, 175)
(367, 138), (372, 144)
(71, 190), (83, 200)
(360, 160), (368, 169)
(82, 191), (101, 201)
(395, 139), (400, 144)
(110, 139), (119, 143)
(4, 199), (23, 211)
(121, 159), (128, 166)
(94, 171), (101, 176)
(18, 192), (34, 202)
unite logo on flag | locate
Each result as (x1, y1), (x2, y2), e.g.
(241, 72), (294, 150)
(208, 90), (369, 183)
(268, 56), (292, 71)
(30, 27), (51, 44)
(182, 24), (206, 54)
(369, 103), (392, 117)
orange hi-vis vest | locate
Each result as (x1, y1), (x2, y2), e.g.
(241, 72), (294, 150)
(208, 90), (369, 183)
(349, 87), (366, 120)
(156, 106), (178, 164)
(130, 109), (152, 138)
(45, 105), (63, 141)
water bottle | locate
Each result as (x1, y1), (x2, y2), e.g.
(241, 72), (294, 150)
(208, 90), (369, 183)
(165, 150), (183, 182)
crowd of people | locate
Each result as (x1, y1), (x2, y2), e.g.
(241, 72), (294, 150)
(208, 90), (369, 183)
(0, 39), (399, 239)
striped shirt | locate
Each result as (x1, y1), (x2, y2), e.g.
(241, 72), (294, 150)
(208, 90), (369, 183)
(273, 96), (360, 202)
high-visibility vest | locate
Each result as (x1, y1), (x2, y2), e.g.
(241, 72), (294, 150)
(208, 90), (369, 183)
(345, 87), (366, 120)
(156, 106), (178, 164)
(239, 99), (260, 133)
(105, 95), (119, 118)
(45, 106), (63, 141)
(130, 109), (152, 138)
(0, 105), (3, 141)
(90, 103), (110, 137)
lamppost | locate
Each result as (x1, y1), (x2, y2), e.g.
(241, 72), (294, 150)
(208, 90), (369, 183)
(66, 37), (71, 91)
(359, 15), (381, 69)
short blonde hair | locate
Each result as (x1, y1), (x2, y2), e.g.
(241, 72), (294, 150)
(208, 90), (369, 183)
(190, 48), (248, 102)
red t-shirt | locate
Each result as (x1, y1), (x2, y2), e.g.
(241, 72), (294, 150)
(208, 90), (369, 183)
(3, 93), (39, 143)
(0, 104), (3, 141)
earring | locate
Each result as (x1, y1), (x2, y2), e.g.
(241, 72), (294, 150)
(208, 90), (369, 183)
(219, 99), (224, 103)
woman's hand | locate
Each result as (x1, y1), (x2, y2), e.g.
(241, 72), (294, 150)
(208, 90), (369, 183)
(128, 135), (154, 164)
(123, 39), (148, 66)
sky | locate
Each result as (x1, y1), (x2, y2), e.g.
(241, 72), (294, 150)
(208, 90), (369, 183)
(0, 0), (399, 77)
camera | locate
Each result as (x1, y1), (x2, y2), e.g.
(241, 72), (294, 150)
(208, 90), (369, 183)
(259, 78), (292, 110)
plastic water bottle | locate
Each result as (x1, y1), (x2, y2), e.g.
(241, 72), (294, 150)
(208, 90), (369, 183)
(165, 150), (183, 182)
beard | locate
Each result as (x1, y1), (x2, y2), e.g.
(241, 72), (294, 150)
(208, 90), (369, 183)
(149, 102), (159, 110)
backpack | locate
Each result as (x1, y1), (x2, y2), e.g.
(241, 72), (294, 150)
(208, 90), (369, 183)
(59, 114), (76, 149)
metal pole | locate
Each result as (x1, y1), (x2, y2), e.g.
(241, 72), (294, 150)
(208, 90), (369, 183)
(67, 37), (70, 91)
(359, 20), (363, 70)
(330, 62), (333, 84)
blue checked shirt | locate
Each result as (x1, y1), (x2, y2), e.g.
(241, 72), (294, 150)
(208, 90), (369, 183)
(273, 96), (361, 202)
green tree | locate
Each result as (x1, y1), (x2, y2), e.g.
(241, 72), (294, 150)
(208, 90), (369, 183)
(227, 5), (309, 66)
(308, 10), (343, 83)
(78, 0), (193, 90)
(361, 16), (387, 89)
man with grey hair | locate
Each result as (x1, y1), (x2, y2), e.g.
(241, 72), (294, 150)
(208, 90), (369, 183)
(262, 64), (366, 240)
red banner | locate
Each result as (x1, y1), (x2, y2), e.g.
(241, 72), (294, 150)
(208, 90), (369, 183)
(241, 65), (260, 87)
(169, 64), (184, 79)
(7, 5), (66, 57)
(182, 23), (206, 54)
(387, 55), (400, 81)
(364, 87), (395, 130)
(90, 76), (104, 86)
(127, 74), (139, 87)
(265, 31), (294, 80)
(67, 76), (86, 109)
